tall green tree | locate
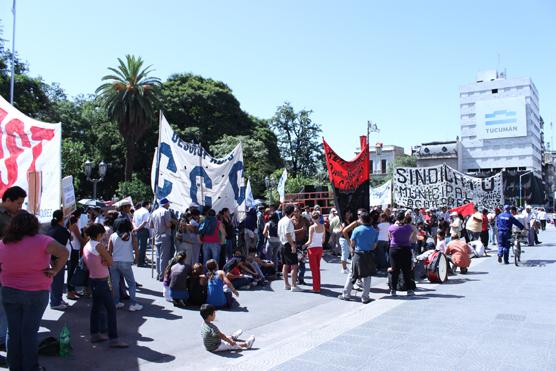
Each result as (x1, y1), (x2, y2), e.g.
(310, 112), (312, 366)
(270, 102), (322, 177)
(96, 55), (161, 180)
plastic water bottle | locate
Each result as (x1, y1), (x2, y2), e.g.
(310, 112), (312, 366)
(59, 325), (71, 357)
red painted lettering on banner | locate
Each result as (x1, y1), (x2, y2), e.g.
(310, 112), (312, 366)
(0, 112), (56, 196)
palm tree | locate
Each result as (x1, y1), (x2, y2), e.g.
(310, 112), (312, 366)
(96, 55), (160, 181)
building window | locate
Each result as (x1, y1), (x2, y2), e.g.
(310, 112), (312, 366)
(381, 159), (387, 174)
(492, 89), (498, 94)
(370, 160), (373, 174)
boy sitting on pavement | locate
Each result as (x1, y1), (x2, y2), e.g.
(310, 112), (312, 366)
(200, 304), (255, 352)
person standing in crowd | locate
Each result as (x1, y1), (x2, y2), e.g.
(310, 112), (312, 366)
(150, 198), (174, 281)
(338, 211), (378, 304)
(375, 213), (391, 272)
(496, 205), (525, 264)
(278, 205), (300, 292)
(480, 209), (489, 252)
(47, 210), (72, 310)
(522, 206), (535, 247)
(108, 218), (142, 312)
(256, 206), (266, 257)
(220, 208), (235, 261)
(242, 208), (258, 256)
(263, 212), (281, 271)
(292, 206), (309, 285)
(339, 209), (356, 274)
(304, 211), (325, 293)
(388, 211), (416, 296)
(83, 223), (128, 348)
(133, 201), (151, 267)
(445, 235), (472, 274)
(66, 213), (85, 300)
(0, 212), (69, 370)
(465, 207), (483, 242)
(538, 208), (547, 231)
(449, 212), (462, 238)
(200, 209), (225, 265)
(327, 208), (341, 254)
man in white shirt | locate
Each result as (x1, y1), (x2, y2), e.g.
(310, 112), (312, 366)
(538, 208), (547, 231)
(278, 205), (300, 292)
(133, 201), (152, 267)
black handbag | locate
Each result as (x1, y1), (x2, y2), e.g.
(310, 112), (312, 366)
(70, 257), (89, 287)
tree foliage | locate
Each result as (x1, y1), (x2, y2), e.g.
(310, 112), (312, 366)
(270, 102), (323, 177)
(96, 55), (161, 180)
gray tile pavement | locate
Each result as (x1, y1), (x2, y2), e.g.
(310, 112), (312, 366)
(29, 227), (556, 370)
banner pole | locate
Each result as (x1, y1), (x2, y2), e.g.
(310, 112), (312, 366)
(199, 142), (204, 207)
(150, 111), (164, 279)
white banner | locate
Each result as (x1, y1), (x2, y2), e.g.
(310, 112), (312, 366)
(277, 168), (287, 202)
(370, 180), (392, 207)
(475, 96), (527, 139)
(0, 95), (61, 222)
(393, 164), (503, 209)
(151, 114), (245, 214)
(61, 176), (76, 217)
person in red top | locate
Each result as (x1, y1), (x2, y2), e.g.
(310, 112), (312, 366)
(445, 234), (472, 274)
(0, 212), (68, 371)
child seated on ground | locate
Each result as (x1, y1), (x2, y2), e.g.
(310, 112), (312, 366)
(188, 263), (207, 306)
(200, 304), (255, 352)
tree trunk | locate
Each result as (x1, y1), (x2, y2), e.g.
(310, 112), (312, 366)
(124, 139), (136, 181)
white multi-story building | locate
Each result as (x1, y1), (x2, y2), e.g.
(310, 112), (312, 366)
(459, 70), (543, 177)
(370, 145), (405, 178)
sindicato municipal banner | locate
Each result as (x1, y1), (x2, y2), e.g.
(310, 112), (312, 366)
(393, 164), (503, 209)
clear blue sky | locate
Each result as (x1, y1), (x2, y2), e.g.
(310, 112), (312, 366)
(1, 0), (555, 159)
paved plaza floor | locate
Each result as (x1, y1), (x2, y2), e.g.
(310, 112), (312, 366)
(35, 228), (556, 371)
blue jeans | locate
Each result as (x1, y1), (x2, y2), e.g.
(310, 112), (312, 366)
(0, 287), (6, 346)
(136, 229), (150, 266)
(109, 262), (137, 305)
(50, 262), (65, 306)
(90, 279), (118, 339)
(2, 287), (48, 371)
(203, 243), (221, 265)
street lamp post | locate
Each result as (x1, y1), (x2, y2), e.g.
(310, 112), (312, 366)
(519, 170), (533, 207)
(84, 160), (108, 200)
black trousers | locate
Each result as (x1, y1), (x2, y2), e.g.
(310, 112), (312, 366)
(66, 249), (80, 292)
(389, 247), (414, 291)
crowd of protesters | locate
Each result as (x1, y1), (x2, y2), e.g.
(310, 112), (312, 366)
(0, 182), (551, 364)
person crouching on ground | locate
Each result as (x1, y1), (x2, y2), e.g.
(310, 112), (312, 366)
(200, 304), (254, 352)
(338, 211), (378, 304)
(206, 259), (239, 308)
(82, 223), (128, 348)
(169, 251), (192, 308)
(444, 234), (472, 274)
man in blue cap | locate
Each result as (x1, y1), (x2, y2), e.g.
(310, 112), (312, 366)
(496, 205), (524, 264)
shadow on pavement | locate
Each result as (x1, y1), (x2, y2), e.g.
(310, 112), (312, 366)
(523, 259), (556, 267)
(40, 294), (179, 371)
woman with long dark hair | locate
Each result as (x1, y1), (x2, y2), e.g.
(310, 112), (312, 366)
(47, 210), (72, 310)
(0, 211), (68, 370)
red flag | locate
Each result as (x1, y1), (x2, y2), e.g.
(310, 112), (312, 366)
(449, 202), (475, 217)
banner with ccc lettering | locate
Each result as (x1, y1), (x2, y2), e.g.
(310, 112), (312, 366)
(151, 114), (245, 214)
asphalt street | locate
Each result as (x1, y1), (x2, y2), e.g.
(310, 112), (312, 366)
(33, 227), (556, 371)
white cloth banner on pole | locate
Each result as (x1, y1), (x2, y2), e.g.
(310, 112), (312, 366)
(277, 168), (287, 202)
(151, 114), (245, 215)
(0, 95), (61, 222)
(236, 178), (255, 223)
(393, 164), (503, 209)
(370, 180), (392, 207)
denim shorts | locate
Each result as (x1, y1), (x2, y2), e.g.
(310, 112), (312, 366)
(339, 237), (350, 262)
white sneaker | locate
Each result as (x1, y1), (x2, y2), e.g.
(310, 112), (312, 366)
(341, 268), (349, 274)
(290, 286), (302, 292)
(246, 335), (255, 349)
(129, 303), (143, 312)
(231, 329), (243, 341)
(115, 302), (125, 309)
(51, 303), (68, 310)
